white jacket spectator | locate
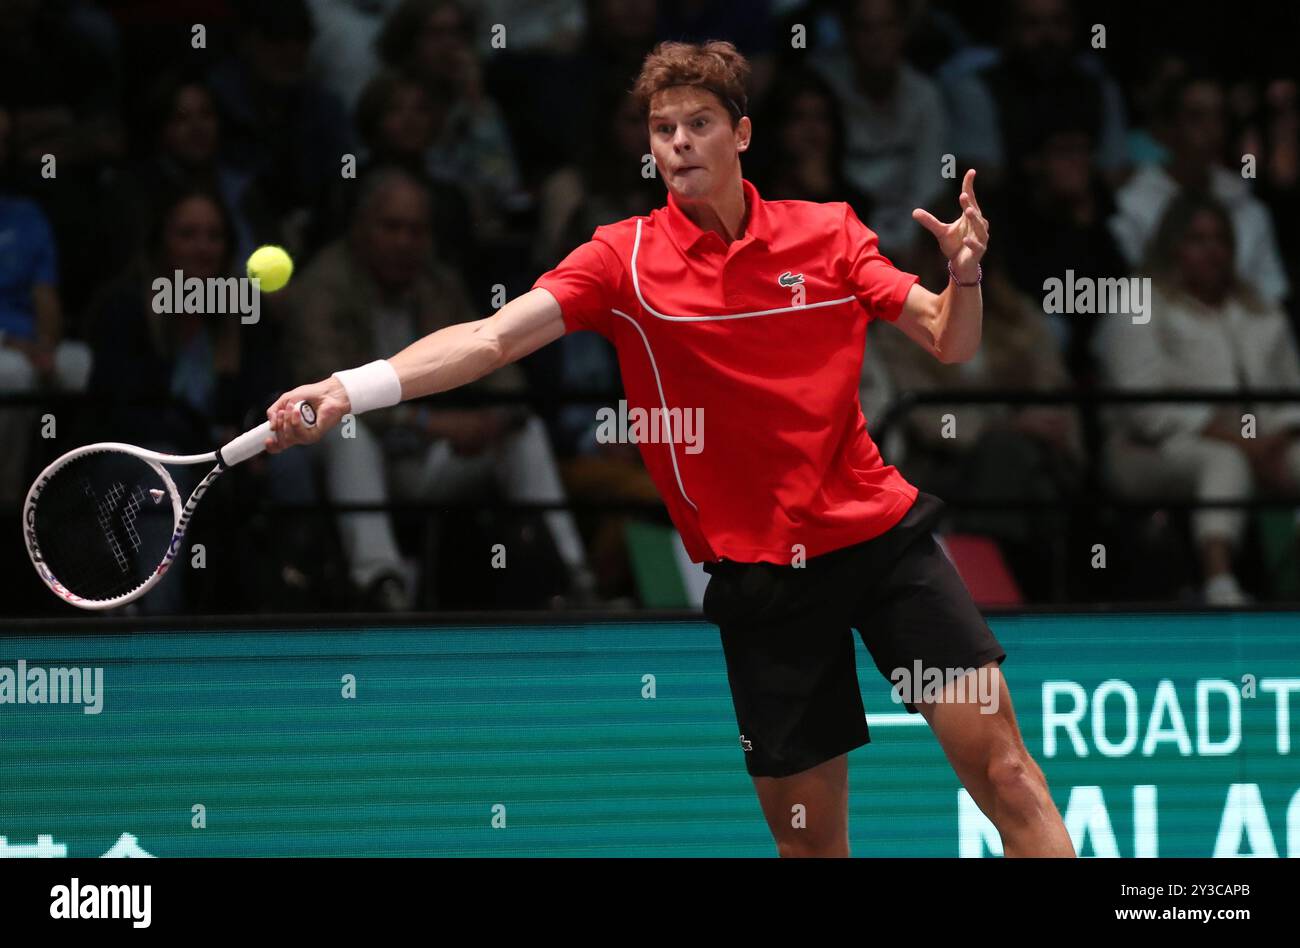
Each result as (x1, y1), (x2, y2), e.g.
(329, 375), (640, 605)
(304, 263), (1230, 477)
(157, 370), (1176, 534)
(1110, 164), (1290, 306)
(1095, 192), (1300, 605)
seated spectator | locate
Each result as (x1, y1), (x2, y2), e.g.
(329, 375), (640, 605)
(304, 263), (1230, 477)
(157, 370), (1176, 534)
(533, 88), (662, 272)
(0, 105), (93, 506)
(306, 0), (404, 113)
(531, 87), (665, 599)
(748, 69), (873, 223)
(1110, 74), (1290, 306)
(287, 166), (594, 609)
(84, 185), (309, 613)
(1095, 193), (1300, 605)
(207, 0), (352, 251)
(1250, 78), (1300, 308)
(3, 77), (132, 325)
(125, 74), (279, 268)
(812, 0), (947, 263)
(479, 0), (657, 187)
(531, 86), (657, 449)
(1123, 50), (1187, 168)
(1003, 119), (1128, 382)
(375, 0), (529, 242)
(941, 0), (1128, 189)
(873, 242), (1084, 599)
(307, 71), (477, 283)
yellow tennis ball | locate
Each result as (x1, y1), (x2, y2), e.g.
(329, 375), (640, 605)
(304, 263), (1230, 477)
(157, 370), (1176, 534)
(247, 245), (294, 293)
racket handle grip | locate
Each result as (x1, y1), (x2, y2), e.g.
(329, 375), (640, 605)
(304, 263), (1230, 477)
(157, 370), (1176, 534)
(218, 400), (316, 467)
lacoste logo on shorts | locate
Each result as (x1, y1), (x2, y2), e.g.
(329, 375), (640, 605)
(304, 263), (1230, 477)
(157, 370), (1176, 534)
(777, 271), (804, 287)
(739, 734), (753, 751)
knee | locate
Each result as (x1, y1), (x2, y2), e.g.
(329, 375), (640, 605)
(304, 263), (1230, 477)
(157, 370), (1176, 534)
(985, 748), (1045, 810)
(1198, 441), (1254, 495)
(0, 348), (38, 391)
(53, 341), (93, 392)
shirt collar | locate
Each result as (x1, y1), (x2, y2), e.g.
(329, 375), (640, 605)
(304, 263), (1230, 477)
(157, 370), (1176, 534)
(665, 178), (770, 253)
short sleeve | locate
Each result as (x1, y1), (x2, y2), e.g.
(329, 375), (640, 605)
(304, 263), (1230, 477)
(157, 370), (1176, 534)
(841, 204), (919, 323)
(532, 237), (622, 338)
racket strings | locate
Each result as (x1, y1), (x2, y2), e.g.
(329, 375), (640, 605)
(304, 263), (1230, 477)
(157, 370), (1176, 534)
(30, 452), (177, 603)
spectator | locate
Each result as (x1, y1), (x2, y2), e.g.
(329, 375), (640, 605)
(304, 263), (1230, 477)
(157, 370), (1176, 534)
(532, 87), (665, 599)
(85, 185), (286, 450)
(533, 88), (663, 273)
(0, 0), (122, 152)
(1123, 50), (1187, 168)
(873, 240), (1084, 598)
(375, 0), (528, 241)
(84, 185), (307, 613)
(748, 68), (873, 222)
(1095, 193), (1300, 605)
(1003, 119), (1128, 383)
(306, 0), (404, 113)
(0, 105), (94, 506)
(812, 0), (947, 262)
(207, 0), (352, 251)
(307, 70), (477, 280)
(125, 74), (278, 268)
(1251, 78), (1300, 310)
(941, 0), (1128, 189)
(287, 166), (595, 609)
(1110, 74), (1290, 306)
(478, 0), (659, 188)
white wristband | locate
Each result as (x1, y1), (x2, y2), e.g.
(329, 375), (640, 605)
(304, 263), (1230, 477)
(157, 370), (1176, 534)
(332, 359), (402, 415)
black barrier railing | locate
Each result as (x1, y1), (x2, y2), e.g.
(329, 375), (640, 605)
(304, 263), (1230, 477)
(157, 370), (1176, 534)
(5, 388), (1299, 610)
(4, 388), (1300, 514)
(872, 387), (1300, 442)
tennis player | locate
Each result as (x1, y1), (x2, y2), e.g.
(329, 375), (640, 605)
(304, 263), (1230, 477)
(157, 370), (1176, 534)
(266, 41), (1075, 858)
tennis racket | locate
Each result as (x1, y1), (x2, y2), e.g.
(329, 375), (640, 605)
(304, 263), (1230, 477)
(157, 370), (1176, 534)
(22, 401), (316, 610)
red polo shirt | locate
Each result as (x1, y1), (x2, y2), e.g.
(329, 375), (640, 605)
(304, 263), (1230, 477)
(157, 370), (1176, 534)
(533, 178), (920, 564)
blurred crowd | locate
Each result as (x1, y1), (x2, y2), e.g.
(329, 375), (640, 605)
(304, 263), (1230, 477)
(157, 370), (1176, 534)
(1, 0), (1298, 613)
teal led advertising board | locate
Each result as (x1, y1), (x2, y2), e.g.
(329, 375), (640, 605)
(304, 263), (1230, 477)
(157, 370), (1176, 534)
(1, 612), (1297, 857)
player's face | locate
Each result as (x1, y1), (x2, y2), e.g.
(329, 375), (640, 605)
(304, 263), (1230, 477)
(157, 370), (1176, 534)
(648, 87), (750, 203)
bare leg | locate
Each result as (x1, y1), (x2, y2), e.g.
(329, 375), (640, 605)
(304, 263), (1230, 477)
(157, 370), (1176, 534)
(917, 662), (1076, 857)
(749, 754), (850, 857)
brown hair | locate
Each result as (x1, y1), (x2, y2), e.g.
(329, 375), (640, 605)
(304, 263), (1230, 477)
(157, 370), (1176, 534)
(354, 71), (426, 151)
(632, 40), (751, 125)
(1143, 190), (1265, 312)
(375, 0), (472, 70)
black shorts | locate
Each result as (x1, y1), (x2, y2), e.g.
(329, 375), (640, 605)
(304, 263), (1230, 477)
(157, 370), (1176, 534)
(701, 492), (1006, 778)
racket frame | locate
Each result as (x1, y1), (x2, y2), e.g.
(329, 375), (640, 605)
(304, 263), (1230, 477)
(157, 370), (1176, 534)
(22, 402), (311, 610)
(23, 442), (222, 610)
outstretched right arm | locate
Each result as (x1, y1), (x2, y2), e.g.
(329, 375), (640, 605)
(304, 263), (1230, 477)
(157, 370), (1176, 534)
(264, 287), (565, 452)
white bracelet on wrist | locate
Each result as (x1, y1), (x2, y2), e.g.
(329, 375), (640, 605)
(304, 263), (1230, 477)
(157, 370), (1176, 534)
(332, 359), (402, 415)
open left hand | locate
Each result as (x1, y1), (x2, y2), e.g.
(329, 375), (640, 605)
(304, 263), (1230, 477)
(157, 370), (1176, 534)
(912, 168), (989, 283)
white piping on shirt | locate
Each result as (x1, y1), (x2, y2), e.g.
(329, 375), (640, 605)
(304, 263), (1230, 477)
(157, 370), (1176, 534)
(610, 220), (858, 516)
(630, 217), (857, 321)
(610, 307), (698, 511)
